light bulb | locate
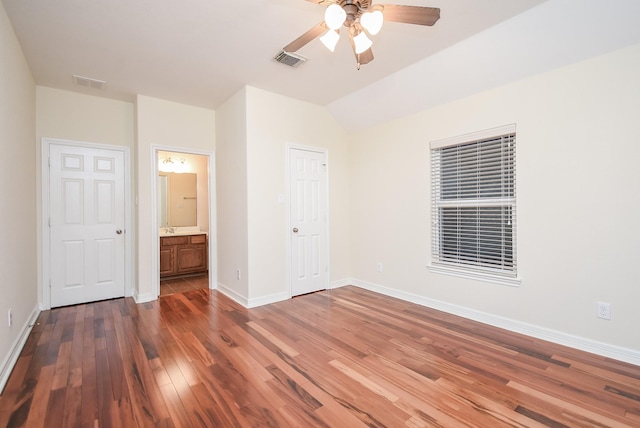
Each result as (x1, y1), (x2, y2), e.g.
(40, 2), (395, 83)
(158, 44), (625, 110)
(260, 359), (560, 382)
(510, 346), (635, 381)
(361, 10), (383, 35)
(353, 31), (372, 54)
(320, 29), (340, 52)
(325, 4), (346, 30)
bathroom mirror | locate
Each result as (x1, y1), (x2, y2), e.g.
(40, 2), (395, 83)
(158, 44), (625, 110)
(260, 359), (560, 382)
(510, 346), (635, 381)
(158, 172), (197, 227)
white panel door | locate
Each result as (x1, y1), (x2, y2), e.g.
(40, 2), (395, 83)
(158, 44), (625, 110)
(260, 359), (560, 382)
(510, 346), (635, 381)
(49, 144), (125, 307)
(290, 148), (328, 296)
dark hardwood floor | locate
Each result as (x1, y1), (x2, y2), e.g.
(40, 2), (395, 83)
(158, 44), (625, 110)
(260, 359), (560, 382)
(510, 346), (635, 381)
(0, 286), (639, 427)
(160, 273), (209, 296)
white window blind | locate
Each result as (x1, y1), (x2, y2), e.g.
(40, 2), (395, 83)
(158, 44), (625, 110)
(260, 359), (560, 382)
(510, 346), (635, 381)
(430, 125), (517, 281)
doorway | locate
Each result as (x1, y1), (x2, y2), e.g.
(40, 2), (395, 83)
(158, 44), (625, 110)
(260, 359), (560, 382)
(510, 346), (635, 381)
(289, 147), (329, 297)
(152, 148), (215, 298)
(42, 138), (131, 308)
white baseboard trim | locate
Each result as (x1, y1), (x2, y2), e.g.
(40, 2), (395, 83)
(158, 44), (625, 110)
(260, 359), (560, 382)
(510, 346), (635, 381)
(351, 278), (640, 367)
(216, 282), (249, 307)
(133, 291), (157, 304)
(247, 292), (289, 308)
(329, 278), (353, 289)
(0, 305), (40, 393)
(216, 283), (289, 309)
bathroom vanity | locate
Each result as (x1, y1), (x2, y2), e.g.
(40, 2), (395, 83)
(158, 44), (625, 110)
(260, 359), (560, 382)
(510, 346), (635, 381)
(160, 232), (208, 278)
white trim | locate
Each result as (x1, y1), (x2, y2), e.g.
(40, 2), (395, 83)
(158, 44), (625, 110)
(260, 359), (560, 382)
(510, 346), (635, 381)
(216, 282), (249, 307)
(430, 123), (516, 149)
(150, 145), (217, 300)
(330, 278), (353, 289)
(427, 265), (521, 287)
(41, 138), (132, 310)
(133, 291), (157, 304)
(247, 292), (289, 308)
(0, 305), (40, 393)
(285, 144), (330, 298)
(351, 278), (640, 367)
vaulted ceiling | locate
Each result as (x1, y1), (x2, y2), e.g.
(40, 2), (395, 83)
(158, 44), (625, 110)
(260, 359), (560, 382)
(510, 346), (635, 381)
(4, 0), (640, 131)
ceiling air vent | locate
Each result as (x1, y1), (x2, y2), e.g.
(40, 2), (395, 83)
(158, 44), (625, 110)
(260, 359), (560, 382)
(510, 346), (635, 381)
(274, 50), (307, 68)
(72, 74), (106, 89)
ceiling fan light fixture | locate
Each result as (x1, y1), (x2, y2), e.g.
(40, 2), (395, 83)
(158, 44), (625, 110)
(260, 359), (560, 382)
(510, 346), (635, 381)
(319, 29), (340, 52)
(353, 30), (373, 54)
(325, 4), (346, 30)
(361, 10), (384, 35)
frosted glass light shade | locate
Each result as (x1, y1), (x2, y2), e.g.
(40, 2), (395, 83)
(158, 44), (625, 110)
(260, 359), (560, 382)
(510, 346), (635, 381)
(361, 10), (383, 35)
(353, 31), (373, 54)
(325, 4), (346, 30)
(320, 29), (340, 52)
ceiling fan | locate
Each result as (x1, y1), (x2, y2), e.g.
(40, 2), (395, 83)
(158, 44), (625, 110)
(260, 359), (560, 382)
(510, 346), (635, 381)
(281, 0), (440, 69)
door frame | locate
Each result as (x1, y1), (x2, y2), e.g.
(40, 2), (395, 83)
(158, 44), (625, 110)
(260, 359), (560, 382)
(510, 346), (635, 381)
(41, 138), (133, 310)
(150, 145), (217, 298)
(286, 144), (330, 298)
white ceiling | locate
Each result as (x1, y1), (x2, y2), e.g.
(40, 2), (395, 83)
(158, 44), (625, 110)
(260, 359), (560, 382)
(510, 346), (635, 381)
(3, 1), (545, 105)
(3, 0), (640, 132)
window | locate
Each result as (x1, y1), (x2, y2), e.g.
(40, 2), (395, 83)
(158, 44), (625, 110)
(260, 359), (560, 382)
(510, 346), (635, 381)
(429, 124), (518, 285)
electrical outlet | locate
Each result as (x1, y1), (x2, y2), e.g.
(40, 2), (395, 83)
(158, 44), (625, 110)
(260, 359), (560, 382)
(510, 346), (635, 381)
(236, 268), (241, 281)
(597, 302), (611, 320)
(376, 262), (383, 273)
(7, 309), (12, 327)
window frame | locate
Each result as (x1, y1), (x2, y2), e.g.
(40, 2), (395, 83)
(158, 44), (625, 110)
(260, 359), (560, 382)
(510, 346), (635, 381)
(428, 124), (520, 286)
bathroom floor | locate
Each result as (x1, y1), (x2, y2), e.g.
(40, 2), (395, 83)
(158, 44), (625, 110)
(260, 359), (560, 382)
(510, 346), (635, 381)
(160, 273), (209, 296)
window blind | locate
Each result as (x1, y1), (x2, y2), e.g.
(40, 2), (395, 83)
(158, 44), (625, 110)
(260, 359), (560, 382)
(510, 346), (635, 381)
(431, 126), (516, 278)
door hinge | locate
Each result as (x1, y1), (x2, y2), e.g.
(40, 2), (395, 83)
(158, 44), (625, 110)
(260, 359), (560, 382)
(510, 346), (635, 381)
(48, 157), (51, 167)
(49, 279), (52, 289)
(48, 218), (51, 227)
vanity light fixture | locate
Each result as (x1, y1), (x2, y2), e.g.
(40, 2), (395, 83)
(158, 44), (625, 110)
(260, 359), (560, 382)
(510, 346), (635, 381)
(159, 157), (188, 173)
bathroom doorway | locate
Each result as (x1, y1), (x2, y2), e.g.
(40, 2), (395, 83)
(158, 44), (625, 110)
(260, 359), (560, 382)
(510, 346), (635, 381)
(152, 147), (216, 298)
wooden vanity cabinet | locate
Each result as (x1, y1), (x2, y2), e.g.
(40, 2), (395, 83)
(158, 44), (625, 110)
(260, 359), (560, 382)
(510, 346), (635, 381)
(160, 234), (208, 278)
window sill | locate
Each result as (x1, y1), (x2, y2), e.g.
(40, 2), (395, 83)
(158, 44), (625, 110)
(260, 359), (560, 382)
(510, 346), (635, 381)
(427, 264), (521, 287)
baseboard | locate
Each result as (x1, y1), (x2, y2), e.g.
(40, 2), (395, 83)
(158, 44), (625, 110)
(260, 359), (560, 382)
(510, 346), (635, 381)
(133, 291), (157, 304)
(0, 305), (40, 393)
(247, 292), (289, 308)
(351, 278), (640, 367)
(216, 282), (249, 307)
(330, 278), (352, 289)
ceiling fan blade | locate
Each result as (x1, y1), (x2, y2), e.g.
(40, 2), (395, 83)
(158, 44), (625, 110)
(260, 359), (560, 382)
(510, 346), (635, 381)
(357, 48), (374, 65)
(283, 22), (327, 52)
(304, 0), (336, 5)
(348, 30), (374, 68)
(381, 5), (440, 26)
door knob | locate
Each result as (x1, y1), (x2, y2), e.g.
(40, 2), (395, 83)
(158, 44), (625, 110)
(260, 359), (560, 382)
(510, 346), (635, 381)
(292, 227), (299, 233)
(116, 229), (123, 235)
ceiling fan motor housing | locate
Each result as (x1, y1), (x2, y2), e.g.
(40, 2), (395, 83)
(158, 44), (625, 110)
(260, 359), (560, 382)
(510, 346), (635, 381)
(339, 0), (371, 26)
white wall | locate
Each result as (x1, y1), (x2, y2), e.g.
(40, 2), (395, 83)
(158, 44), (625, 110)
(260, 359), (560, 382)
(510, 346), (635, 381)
(136, 95), (215, 301)
(215, 88), (249, 300)
(0, 1), (37, 387)
(348, 43), (640, 356)
(245, 87), (351, 304)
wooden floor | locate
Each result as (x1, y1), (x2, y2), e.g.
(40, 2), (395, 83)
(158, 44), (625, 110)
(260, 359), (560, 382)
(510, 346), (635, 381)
(0, 287), (639, 427)
(160, 273), (209, 297)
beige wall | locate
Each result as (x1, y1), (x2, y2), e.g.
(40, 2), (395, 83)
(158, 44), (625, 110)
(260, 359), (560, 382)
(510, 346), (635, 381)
(348, 43), (640, 353)
(215, 88), (249, 300)
(35, 87), (136, 303)
(245, 86), (350, 304)
(135, 95), (215, 301)
(0, 2), (37, 385)
(36, 87), (135, 148)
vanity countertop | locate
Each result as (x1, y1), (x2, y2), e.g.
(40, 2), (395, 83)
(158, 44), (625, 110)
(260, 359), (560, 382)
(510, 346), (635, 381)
(160, 226), (207, 237)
